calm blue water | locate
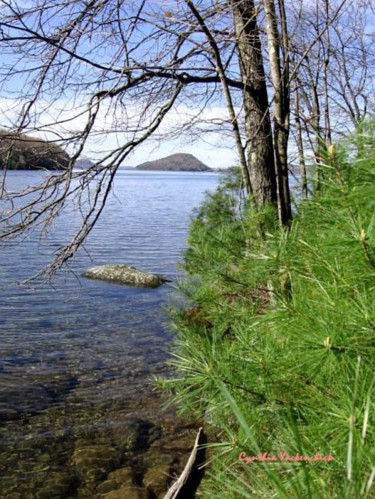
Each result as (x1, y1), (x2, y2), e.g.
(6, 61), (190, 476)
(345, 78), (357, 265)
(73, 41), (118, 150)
(0, 169), (218, 394)
(0, 170), (218, 495)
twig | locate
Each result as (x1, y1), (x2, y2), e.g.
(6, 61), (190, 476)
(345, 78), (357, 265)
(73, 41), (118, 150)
(164, 427), (206, 499)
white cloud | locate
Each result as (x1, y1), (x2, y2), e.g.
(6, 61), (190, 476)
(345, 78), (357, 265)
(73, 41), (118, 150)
(0, 95), (239, 168)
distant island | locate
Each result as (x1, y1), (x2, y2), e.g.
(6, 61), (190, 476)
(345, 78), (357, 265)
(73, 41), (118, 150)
(0, 136), (214, 173)
(74, 158), (95, 170)
(0, 130), (70, 170)
(135, 153), (212, 172)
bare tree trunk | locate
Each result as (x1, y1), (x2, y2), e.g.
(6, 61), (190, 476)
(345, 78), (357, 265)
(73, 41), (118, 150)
(231, 0), (278, 211)
(293, 83), (308, 198)
(299, 73), (323, 192)
(263, 0), (292, 224)
(322, 0), (332, 146)
(185, 0), (253, 197)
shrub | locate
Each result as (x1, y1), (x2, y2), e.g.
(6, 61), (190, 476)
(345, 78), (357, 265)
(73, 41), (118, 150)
(160, 122), (375, 497)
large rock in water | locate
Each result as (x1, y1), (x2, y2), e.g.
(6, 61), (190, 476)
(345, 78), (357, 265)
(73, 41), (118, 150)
(82, 264), (169, 287)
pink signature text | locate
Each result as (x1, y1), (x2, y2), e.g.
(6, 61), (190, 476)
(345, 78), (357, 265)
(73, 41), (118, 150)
(239, 451), (334, 464)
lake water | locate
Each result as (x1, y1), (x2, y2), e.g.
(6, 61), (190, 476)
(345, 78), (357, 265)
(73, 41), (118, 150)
(0, 170), (218, 498)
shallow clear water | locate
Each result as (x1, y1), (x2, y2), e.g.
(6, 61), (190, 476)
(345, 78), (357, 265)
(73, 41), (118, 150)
(0, 170), (218, 497)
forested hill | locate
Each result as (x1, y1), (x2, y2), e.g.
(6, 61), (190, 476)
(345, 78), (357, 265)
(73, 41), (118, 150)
(135, 153), (212, 171)
(0, 130), (70, 170)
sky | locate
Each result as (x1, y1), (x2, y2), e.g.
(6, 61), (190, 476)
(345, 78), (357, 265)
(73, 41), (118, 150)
(86, 103), (239, 169)
(1, 0), (373, 170)
(0, 75), (238, 170)
(64, 100), (239, 168)
(0, 92), (239, 169)
(0, 0), (242, 169)
(119, 136), (237, 169)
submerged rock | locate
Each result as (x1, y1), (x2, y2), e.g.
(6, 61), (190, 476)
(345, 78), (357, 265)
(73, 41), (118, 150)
(82, 264), (170, 288)
(72, 444), (122, 482)
(0, 373), (77, 421)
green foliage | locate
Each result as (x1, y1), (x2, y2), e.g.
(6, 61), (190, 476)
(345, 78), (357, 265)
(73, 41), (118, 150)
(160, 123), (375, 497)
(184, 167), (247, 273)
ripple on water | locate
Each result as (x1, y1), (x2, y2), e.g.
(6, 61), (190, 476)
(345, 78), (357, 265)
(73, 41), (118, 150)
(0, 171), (218, 496)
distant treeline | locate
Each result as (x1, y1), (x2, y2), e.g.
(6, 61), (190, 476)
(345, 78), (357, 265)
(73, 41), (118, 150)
(0, 130), (70, 170)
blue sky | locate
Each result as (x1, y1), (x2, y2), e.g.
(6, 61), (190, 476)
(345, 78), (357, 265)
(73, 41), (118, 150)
(0, 0), (239, 168)
(0, 0), (373, 169)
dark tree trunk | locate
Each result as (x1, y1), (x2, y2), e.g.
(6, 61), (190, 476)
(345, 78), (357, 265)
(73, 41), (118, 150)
(263, 0), (292, 225)
(231, 0), (278, 210)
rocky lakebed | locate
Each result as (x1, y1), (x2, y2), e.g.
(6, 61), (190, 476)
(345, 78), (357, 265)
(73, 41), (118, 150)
(0, 365), (200, 499)
(0, 265), (200, 499)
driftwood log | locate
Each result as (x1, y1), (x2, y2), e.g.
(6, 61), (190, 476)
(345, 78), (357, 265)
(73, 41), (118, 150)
(164, 427), (206, 499)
